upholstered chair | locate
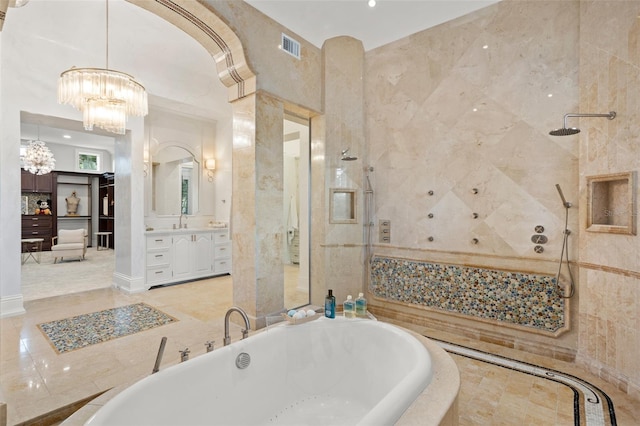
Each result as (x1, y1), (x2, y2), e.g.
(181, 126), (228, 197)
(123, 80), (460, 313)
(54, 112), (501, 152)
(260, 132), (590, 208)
(51, 229), (87, 264)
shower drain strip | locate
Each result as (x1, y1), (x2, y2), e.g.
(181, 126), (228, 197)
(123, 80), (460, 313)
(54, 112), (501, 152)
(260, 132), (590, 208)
(433, 339), (616, 426)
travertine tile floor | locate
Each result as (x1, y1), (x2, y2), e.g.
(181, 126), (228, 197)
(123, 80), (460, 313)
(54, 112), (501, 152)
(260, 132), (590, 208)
(1, 249), (639, 425)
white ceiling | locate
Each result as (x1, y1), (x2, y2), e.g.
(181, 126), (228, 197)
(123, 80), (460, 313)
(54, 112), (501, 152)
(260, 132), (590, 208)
(12, 0), (500, 152)
(246, 0), (501, 51)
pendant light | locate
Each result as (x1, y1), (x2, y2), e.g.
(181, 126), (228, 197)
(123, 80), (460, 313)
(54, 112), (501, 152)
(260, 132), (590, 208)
(57, 0), (148, 135)
(23, 127), (56, 175)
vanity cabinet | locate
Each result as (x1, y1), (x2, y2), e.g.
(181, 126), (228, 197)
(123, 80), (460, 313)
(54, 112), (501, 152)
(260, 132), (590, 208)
(145, 228), (231, 286)
(146, 234), (173, 285)
(213, 229), (231, 274)
(173, 232), (213, 281)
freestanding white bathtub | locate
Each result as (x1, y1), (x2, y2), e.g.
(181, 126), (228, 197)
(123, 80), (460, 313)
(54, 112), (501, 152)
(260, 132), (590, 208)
(85, 317), (433, 425)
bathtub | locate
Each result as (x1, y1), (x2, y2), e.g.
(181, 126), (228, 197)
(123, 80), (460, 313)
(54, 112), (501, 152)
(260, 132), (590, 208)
(84, 317), (433, 425)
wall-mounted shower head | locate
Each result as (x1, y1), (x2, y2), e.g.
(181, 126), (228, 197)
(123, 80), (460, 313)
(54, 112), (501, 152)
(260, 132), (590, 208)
(341, 148), (358, 161)
(549, 111), (616, 136)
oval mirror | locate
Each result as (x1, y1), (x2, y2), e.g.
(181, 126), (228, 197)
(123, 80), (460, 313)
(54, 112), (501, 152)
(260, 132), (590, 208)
(152, 145), (200, 215)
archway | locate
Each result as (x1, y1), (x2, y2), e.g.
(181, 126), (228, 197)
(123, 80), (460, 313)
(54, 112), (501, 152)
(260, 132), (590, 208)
(0, 0), (257, 316)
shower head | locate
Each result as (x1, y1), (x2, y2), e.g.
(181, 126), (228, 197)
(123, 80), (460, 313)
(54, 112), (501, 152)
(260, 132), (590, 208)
(555, 184), (572, 208)
(341, 148), (358, 161)
(550, 127), (580, 136)
(549, 111), (616, 136)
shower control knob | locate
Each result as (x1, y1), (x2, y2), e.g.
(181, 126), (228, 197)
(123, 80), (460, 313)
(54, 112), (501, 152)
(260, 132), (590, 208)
(428, 213), (434, 218)
(531, 234), (548, 244)
(535, 225), (545, 233)
(428, 190), (434, 196)
(534, 245), (544, 254)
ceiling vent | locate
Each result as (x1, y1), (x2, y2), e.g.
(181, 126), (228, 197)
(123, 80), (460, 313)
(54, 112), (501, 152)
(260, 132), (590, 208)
(281, 33), (301, 59)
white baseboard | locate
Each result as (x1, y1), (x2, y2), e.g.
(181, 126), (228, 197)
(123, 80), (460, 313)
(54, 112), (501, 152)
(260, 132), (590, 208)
(0, 294), (26, 318)
(112, 272), (148, 294)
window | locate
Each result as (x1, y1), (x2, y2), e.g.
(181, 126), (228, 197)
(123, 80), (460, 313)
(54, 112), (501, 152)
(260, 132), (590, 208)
(76, 150), (101, 172)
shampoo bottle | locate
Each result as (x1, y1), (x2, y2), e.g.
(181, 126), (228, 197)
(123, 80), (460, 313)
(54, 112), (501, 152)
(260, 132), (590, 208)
(325, 289), (336, 318)
(355, 293), (367, 317)
(343, 295), (356, 318)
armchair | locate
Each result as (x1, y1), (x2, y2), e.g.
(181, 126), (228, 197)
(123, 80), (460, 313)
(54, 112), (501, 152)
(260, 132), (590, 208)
(51, 229), (87, 264)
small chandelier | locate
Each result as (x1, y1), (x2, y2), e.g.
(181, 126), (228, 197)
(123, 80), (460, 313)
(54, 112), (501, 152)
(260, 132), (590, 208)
(23, 139), (56, 175)
(57, 0), (147, 135)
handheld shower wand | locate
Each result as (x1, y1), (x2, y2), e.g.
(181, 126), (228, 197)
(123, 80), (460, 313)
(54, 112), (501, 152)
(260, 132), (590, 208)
(555, 184), (571, 208)
(555, 184), (575, 298)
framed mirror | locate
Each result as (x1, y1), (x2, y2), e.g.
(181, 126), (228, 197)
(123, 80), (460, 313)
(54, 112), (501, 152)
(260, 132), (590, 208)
(587, 171), (636, 235)
(330, 188), (357, 224)
(152, 145), (200, 215)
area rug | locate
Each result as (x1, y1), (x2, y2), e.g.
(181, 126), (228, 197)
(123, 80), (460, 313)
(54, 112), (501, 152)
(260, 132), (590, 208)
(38, 303), (177, 354)
(433, 338), (617, 426)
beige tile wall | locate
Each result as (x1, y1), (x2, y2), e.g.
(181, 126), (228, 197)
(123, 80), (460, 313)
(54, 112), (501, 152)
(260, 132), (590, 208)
(577, 0), (640, 400)
(363, 0), (581, 351)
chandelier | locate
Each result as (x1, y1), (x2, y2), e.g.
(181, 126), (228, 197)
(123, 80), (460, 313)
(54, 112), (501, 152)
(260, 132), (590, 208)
(57, 0), (147, 135)
(23, 140), (56, 175)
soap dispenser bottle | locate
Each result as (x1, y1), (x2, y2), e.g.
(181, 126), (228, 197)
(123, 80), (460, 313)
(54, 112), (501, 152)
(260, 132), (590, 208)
(343, 295), (356, 319)
(355, 293), (367, 317)
(325, 289), (336, 318)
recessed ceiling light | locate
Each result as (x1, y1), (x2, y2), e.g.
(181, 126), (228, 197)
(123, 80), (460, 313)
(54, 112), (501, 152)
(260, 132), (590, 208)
(547, 93), (553, 98)
(63, 134), (71, 139)
(482, 45), (489, 49)
(368, 0), (376, 8)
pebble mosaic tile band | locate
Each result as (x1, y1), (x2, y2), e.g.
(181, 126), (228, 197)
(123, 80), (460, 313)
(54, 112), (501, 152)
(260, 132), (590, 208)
(38, 303), (178, 353)
(370, 256), (565, 333)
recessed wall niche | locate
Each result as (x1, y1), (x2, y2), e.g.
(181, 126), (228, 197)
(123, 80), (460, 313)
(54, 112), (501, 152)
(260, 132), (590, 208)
(587, 171), (636, 235)
(329, 188), (357, 224)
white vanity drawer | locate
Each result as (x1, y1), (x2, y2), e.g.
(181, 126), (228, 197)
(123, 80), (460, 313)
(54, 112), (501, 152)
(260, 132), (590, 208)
(147, 236), (172, 250)
(146, 265), (172, 284)
(146, 250), (171, 267)
(214, 231), (229, 243)
(214, 243), (231, 259)
(214, 259), (231, 273)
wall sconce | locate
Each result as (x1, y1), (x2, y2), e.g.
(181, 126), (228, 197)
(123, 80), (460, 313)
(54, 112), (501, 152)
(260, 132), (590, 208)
(205, 158), (216, 182)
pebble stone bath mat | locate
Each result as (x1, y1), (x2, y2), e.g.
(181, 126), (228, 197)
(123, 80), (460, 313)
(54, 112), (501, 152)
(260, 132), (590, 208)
(38, 303), (178, 354)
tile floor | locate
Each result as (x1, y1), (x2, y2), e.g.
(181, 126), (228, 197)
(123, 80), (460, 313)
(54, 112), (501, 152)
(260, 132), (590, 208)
(1, 248), (639, 425)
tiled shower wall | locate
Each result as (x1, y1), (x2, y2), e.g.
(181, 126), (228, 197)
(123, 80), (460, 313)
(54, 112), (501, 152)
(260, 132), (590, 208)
(364, 1), (581, 351)
(577, 1), (640, 399)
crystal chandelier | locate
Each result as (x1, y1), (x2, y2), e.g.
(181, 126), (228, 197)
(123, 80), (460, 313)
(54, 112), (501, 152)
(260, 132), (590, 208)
(23, 140), (56, 175)
(57, 0), (147, 135)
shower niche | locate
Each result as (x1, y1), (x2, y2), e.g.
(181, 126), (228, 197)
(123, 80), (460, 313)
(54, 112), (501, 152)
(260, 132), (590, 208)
(329, 188), (357, 224)
(586, 171), (636, 235)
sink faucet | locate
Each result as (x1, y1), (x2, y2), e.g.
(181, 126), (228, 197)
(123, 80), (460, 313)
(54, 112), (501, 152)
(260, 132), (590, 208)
(224, 307), (250, 346)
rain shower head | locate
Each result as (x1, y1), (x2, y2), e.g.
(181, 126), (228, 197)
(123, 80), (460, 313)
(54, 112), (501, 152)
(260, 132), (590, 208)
(341, 148), (358, 161)
(550, 127), (580, 136)
(549, 111), (616, 136)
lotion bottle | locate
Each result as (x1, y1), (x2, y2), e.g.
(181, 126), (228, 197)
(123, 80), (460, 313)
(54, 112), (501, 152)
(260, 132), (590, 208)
(355, 293), (367, 317)
(325, 289), (336, 318)
(343, 295), (355, 319)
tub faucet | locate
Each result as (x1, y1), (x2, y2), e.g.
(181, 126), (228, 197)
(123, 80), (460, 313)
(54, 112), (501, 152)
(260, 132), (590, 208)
(151, 336), (167, 374)
(224, 307), (251, 346)
(179, 348), (190, 362)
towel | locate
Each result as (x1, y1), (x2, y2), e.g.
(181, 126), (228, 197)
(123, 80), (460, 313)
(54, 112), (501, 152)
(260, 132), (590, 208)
(287, 195), (298, 244)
